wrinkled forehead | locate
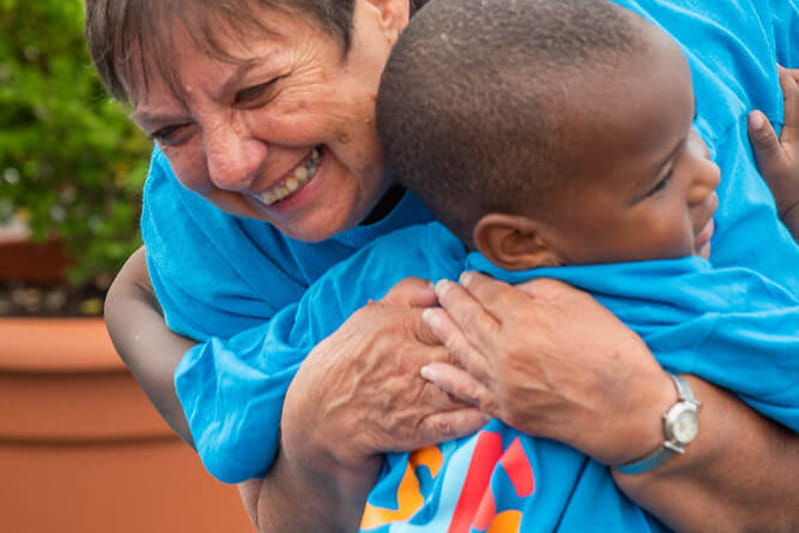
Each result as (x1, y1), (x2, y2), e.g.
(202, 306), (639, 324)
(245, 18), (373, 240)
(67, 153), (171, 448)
(119, 0), (330, 107)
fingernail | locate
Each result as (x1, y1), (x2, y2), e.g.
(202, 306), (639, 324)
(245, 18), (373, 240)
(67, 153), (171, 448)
(420, 365), (438, 381)
(459, 271), (474, 285)
(749, 111), (764, 131)
(434, 279), (451, 297)
(422, 308), (440, 329)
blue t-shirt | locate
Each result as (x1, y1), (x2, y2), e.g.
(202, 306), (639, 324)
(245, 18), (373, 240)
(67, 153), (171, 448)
(143, 0), (798, 341)
(142, 156), (434, 340)
(142, 0), (799, 523)
(179, 221), (799, 532)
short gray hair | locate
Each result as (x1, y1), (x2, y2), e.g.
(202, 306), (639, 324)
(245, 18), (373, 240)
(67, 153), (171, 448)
(85, 0), (429, 105)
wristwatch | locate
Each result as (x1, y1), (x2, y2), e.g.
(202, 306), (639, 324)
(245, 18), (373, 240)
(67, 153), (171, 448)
(615, 373), (701, 475)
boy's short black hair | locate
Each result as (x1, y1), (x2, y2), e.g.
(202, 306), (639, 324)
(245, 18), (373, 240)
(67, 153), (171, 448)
(377, 0), (648, 245)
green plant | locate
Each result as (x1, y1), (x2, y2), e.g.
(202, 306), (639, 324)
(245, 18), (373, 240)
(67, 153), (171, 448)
(0, 0), (150, 285)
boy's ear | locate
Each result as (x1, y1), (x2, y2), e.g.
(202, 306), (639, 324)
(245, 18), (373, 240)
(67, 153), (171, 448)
(361, 0), (410, 37)
(473, 213), (563, 271)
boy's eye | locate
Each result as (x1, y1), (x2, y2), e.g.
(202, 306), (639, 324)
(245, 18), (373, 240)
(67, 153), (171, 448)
(234, 80), (277, 106)
(643, 168), (674, 198)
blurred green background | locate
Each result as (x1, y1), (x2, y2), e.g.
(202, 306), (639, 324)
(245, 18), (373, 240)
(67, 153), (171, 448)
(0, 0), (150, 287)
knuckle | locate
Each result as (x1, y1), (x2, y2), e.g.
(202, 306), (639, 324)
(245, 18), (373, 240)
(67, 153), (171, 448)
(526, 277), (567, 299)
(759, 131), (778, 146)
(463, 383), (482, 405)
(504, 410), (522, 429)
(349, 305), (378, 326)
(434, 417), (455, 437)
(452, 303), (479, 327)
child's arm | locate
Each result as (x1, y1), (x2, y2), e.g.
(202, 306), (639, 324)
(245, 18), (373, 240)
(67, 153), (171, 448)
(103, 245), (196, 446)
(748, 66), (799, 239)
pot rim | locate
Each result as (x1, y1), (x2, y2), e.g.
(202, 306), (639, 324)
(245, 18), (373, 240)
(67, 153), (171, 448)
(0, 317), (125, 373)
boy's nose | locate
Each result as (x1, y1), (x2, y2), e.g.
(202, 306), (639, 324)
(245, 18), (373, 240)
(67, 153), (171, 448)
(688, 157), (721, 205)
(204, 121), (268, 191)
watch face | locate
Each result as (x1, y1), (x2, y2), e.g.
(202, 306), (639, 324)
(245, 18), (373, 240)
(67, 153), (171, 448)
(670, 406), (699, 443)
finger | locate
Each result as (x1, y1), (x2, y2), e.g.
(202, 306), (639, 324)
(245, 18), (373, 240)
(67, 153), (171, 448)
(433, 275), (508, 352)
(380, 277), (438, 307)
(748, 109), (787, 183)
(778, 66), (799, 146)
(407, 309), (447, 348)
(414, 407), (490, 445)
(513, 276), (580, 301)
(421, 362), (496, 413)
(422, 307), (493, 382)
(354, 303), (443, 349)
(457, 270), (549, 318)
(783, 66), (799, 82)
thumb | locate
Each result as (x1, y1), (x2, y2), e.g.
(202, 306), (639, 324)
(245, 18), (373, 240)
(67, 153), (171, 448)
(748, 110), (787, 186)
(380, 277), (438, 307)
(777, 66), (799, 147)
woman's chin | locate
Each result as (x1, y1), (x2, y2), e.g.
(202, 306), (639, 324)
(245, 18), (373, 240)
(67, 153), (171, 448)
(268, 206), (364, 242)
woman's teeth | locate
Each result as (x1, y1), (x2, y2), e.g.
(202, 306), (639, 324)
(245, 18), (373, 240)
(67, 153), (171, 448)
(257, 148), (321, 205)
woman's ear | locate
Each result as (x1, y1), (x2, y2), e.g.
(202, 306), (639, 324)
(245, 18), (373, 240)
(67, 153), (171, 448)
(361, 0), (410, 38)
(473, 213), (563, 270)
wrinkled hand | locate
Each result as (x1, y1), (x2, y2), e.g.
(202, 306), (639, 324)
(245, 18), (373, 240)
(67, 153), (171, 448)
(420, 272), (675, 466)
(749, 66), (799, 239)
(280, 278), (487, 473)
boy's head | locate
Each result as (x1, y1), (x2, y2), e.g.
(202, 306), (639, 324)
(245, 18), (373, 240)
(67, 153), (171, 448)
(377, 0), (720, 269)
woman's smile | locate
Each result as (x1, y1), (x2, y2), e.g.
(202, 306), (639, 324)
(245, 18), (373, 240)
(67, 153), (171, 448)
(253, 146), (322, 206)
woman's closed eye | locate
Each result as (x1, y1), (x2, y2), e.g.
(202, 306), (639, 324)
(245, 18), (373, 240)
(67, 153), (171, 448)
(149, 123), (194, 147)
(234, 79), (279, 107)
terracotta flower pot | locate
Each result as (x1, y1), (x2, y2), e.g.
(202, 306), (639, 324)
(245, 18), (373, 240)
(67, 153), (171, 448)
(0, 317), (253, 533)
(0, 232), (69, 284)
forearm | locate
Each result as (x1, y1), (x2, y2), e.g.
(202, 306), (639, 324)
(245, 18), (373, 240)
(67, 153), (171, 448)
(242, 369), (381, 533)
(240, 451), (379, 533)
(104, 245), (196, 446)
(613, 376), (799, 533)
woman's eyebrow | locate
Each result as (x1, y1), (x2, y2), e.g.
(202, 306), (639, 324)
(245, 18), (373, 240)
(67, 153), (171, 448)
(130, 109), (190, 127)
(132, 55), (275, 123)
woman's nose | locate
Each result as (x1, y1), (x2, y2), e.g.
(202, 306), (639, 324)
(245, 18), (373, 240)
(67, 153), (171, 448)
(203, 120), (267, 191)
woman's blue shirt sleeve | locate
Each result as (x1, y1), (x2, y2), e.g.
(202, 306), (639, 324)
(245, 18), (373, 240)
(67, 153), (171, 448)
(175, 224), (466, 483)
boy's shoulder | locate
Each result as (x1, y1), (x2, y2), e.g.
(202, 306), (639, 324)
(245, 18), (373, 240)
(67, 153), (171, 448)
(332, 221), (468, 286)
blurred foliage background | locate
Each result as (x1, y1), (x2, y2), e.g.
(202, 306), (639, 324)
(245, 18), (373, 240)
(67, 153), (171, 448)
(0, 0), (150, 287)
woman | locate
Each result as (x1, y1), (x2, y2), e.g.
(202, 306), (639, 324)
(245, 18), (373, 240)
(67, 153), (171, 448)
(90, 0), (799, 531)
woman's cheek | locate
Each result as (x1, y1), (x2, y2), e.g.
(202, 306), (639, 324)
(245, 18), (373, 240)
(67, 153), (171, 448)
(164, 144), (213, 194)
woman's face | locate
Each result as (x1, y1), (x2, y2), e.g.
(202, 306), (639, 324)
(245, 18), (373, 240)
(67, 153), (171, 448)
(132, 0), (408, 242)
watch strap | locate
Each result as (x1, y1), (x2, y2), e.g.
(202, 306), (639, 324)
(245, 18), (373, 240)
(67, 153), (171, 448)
(614, 373), (697, 475)
(613, 442), (682, 475)
(671, 373), (697, 404)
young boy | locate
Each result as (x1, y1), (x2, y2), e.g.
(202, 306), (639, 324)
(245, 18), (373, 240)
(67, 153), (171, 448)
(176, 0), (799, 530)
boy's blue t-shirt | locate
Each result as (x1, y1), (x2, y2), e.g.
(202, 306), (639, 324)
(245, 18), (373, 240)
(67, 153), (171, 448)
(179, 221), (799, 531)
